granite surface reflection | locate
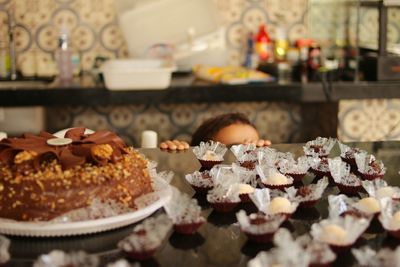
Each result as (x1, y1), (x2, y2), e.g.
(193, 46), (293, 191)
(6, 141), (400, 267)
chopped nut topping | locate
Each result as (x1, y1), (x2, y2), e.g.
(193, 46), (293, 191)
(14, 150), (38, 164)
(92, 144), (113, 160)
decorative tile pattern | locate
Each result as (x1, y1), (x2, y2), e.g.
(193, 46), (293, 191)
(339, 99), (400, 142)
(46, 102), (302, 147)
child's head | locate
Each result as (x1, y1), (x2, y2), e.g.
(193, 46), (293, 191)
(190, 113), (259, 146)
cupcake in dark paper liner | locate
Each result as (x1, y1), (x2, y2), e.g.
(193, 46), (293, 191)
(308, 157), (332, 180)
(236, 210), (285, 243)
(249, 188), (298, 219)
(193, 141), (227, 169)
(118, 214), (172, 260)
(0, 236), (10, 266)
(329, 157), (363, 195)
(185, 170), (214, 194)
(33, 250), (99, 267)
(338, 142), (366, 168)
(328, 194), (377, 220)
(362, 179), (400, 200)
(378, 197), (400, 239)
(352, 246), (400, 267)
(278, 155), (309, 182)
(310, 216), (370, 253)
(230, 144), (258, 170)
(355, 152), (386, 180)
(256, 166), (293, 190)
(297, 235), (336, 267)
(303, 137), (336, 158)
(206, 181), (241, 212)
(164, 187), (205, 234)
(285, 177), (329, 209)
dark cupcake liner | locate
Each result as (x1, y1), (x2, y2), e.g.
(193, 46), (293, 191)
(174, 221), (204, 235)
(125, 248), (157, 261)
(328, 243), (354, 254)
(359, 172), (384, 181)
(298, 199), (319, 209)
(262, 183), (293, 191)
(210, 201), (240, 213)
(198, 159), (223, 170)
(336, 183), (363, 195)
(309, 261), (334, 267)
(190, 184), (213, 194)
(239, 193), (252, 203)
(243, 231), (275, 243)
(387, 229), (400, 239)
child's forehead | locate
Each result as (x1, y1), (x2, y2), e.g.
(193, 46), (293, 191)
(213, 123), (259, 145)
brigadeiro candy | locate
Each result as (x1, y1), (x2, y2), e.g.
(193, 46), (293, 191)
(0, 235), (10, 266)
(310, 216), (370, 253)
(355, 152), (386, 180)
(118, 214), (172, 260)
(308, 157), (332, 181)
(164, 187), (205, 234)
(256, 166), (293, 190)
(33, 250), (99, 267)
(249, 188), (298, 219)
(185, 170), (214, 194)
(303, 137), (336, 158)
(193, 141), (227, 169)
(236, 210), (285, 243)
(206, 182), (241, 212)
(230, 144), (258, 170)
(362, 179), (400, 200)
(337, 142), (365, 168)
(285, 177), (329, 209)
(278, 155), (309, 182)
(328, 157), (363, 195)
(328, 194), (377, 220)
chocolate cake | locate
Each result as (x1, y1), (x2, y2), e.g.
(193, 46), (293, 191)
(0, 128), (153, 221)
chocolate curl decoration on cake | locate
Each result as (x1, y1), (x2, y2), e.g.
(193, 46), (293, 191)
(0, 128), (127, 170)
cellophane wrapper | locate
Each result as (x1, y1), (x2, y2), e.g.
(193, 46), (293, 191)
(303, 137), (337, 158)
(355, 152), (386, 176)
(231, 163), (258, 187)
(106, 259), (140, 267)
(256, 147), (278, 167)
(308, 156), (330, 173)
(236, 210), (285, 235)
(328, 194), (355, 218)
(210, 164), (240, 185)
(338, 142), (365, 161)
(247, 251), (277, 267)
(278, 155), (309, 176)
(297, 235), (336, 265)
(118, 214), (172, 253)
(256, 166), (293, 187)
(33, 250), (99, 267)
(272, 228), (311, 267)
(328, 157), (361, 186)
(311, 216), (370, 246)
(249, 188), (298, 215)
(192, 141), (227, 161)
(0, 235), (10, 265)
(379, 197), (400, 231)
(285, 177), (329, 203)
(164, 187), (205, 225)
(206, 179), (241, 204)
(230, 144), (258, 163)
(352, 246), (386, 267)
(185, 170), (213, 188)
(362, 179), (400, 199)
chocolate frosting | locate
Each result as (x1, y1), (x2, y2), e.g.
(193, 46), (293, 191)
(0, 128), (127, 170)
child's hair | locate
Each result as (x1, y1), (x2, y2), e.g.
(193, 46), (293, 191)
(190, 113), (257, 146)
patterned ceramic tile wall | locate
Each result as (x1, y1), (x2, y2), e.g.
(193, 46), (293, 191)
(46, 102), (302, 146)
(1, 0), (400, 144)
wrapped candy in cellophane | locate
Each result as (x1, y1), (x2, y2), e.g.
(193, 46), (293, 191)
(118, 214), (172, 260)
(33, 250), (99, 267)
(352, 246), (400, 267)
(303, 137), (336, 158)
(249, 188), (298, 218)
(362, 179), (400, 200)
(185, 170), (214, 194)
(355, 152), (386, 180)
(328, 194), (379, 219)
(192, 141), (227, 169)
(378, 197), (400, 239)
(164, 187), (205, 234)
(328, 157), (363, 195)
(256, 165), (293, 190)
(230, 144), (258, 170)
(337, 142), (366, 168)
(278, 155), (309, 182)
(285, 177), (329, 209)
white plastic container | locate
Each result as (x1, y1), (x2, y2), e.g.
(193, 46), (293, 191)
(102, 59), (175, 90)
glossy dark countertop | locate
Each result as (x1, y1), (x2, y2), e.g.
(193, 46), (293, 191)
(0, 74), (400, 107)
(6, 141), (400, 267)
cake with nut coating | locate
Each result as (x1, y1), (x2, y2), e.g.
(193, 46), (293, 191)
(0, 128), (153, 221)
